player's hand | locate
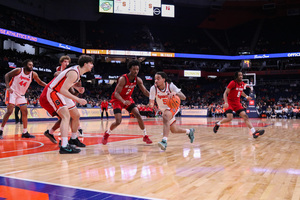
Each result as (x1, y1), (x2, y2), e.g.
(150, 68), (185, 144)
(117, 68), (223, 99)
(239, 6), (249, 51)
(223, 103), (229, 108)
(6, 88), (13, 93)
(168, 92), (177, 99)
(246, 96), (252, 100)
(77, 87), (85, 94)
(123, 100), (131, 106)
(78, 98), (87, 105)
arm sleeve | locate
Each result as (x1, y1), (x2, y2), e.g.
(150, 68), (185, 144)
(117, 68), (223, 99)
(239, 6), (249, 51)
(149, 86), (156, 100)
(170, 82), (181, 93)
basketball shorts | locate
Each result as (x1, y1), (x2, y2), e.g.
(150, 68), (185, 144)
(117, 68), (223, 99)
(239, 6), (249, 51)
(40, 86), (66, 117)
(5, 90), (27, 105)
(225, 102), (245, 115)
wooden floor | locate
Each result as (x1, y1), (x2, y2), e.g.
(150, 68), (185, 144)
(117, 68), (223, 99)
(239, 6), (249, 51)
(0, 117), (300, 200)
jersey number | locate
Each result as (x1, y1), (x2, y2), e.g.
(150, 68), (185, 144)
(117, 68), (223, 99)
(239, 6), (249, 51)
(237, 91), (241, 98)
(162, 99), (167, 105)
(125, 89), (132, 95)
(19, 81), (27, 87)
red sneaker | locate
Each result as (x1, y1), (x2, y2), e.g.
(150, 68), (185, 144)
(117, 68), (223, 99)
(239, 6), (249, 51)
(143, 135), (152, 144)
(102, 131), (110, 145)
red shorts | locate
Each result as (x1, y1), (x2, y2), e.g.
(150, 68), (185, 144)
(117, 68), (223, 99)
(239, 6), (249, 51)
(225, 102), (245, 114)
(111, 97), (135, 111)
(40, 86), (66, 117)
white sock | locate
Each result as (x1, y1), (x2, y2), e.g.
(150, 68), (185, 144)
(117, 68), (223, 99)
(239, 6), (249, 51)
(251, 128), (256, 134)
(23, 128), (27, 134)
(0, 127), (3, 131)
(78, 126), (82, 130)
(163, 137), (168, 141)
(142, 129), (147, 136)
(107, 129), (111, 134)
(217, 121), (221, 126)
(185, 129), (190, 135)
(61, 137), (68, 147)
(71, 133), (77, 139)
(49, 128), (55, 134)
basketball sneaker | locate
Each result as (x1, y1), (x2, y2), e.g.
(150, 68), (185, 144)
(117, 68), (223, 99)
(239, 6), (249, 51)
(22, 132), (35, 138)
(102, 131), (110, 145)
(0, 130), (3, 139)
(59, 144), (81, 154)
(78, 129), (84, 137)
(69, 137), (86, 147)
(213, 122), (220, 133)
(44, 130), (57, 144)
(253, 130), (265, 139)
(158, 139), (167, 150)
(188, 128), (195, 143)
(143, 135), (153, 144)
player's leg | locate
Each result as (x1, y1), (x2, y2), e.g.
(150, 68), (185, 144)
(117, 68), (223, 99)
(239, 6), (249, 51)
(68, 107), (85, 147)
(239, 111), (265, 138)
(101, 111), (121, 145)
(0, 103), (15, 139)
(213, 110), (233, 133)
(170, 122), (195, 143)
(19, 104), (35, 138)
(57, 106), (80, 154)
(158, 110), (172, 150)
(130, 106), (152, 144)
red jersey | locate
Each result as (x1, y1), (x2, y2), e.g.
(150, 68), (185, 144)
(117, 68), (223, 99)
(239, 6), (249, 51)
(111, 74), (137, 101)
(227, 80), (245, 104)
(101, 101), (108, 109)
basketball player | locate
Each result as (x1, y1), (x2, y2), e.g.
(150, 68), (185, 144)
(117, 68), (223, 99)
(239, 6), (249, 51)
(101, 99), (109, 120)
(213, 71), (265, 138)
(101, 60), (152, 145)
(44, 56), (85, 144)
(0, 59), (47, 139)
(149, 72), (194, 150)
(39, 55), (93, 154)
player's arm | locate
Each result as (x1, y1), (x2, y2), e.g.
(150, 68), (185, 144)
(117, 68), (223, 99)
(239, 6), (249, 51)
(72, 80), (84, 94)
(59, 71), (86, 105)
(54, 71), (61, 77)
(169, 83), (185, 100)
(223, 88), (230, 108)
(114, 76), (127, 104)
(175, 91), (186, 100)
(137, 77), (149, 97)
(5, 68), (21, 93)
(241, 92), (252, 100)
(148, 86), (155, 108)
(32, 71), (47, 87)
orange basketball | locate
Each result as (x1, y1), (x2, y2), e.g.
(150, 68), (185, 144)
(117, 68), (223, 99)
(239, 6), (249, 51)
(167, 95), (181, 109)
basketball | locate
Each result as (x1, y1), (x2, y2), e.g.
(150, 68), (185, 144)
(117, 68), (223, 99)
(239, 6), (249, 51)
(167, 95), (181, 109)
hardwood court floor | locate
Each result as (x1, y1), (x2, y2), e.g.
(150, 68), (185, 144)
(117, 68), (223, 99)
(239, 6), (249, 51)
(0, 117), (300, 200)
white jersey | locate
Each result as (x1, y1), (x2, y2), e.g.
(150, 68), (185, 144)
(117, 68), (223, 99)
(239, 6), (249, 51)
(149, 82), (181, 112)
(49, 65), (80, 92)
(10, 68), (33, 96)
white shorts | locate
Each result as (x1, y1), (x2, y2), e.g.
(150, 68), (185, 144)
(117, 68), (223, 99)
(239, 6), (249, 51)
(5, 90), (27, 105)
(62, 96), (76, 110)
(162, 108), (180, 126)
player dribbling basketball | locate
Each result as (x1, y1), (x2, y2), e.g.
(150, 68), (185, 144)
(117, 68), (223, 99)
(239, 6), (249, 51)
(148, 72), (195, 151)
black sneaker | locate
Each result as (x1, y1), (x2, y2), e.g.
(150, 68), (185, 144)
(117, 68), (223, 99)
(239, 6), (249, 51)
(44, 130), (57, 144)
(78, 129), (84, 137)
(213, 122), (220, 133)
(253, 130), (265, 139)
(0, 130), (3, 139)
(58, 140), (61, 148)
(59, 144), (81, 154)
(69, 137), (86, 147)
(22, 132), (35, 138)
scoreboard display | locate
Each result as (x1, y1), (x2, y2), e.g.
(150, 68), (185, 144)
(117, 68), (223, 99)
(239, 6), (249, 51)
(99, 0), (174, 17)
